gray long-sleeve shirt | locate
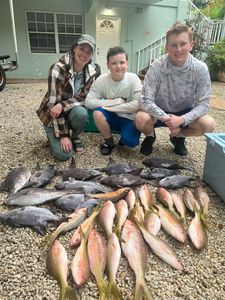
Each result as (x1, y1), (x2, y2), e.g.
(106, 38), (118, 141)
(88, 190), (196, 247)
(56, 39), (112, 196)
(140, 53), (211, 126)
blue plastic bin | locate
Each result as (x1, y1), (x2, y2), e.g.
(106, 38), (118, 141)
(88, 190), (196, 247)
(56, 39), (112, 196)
(203, 133), (225, 202)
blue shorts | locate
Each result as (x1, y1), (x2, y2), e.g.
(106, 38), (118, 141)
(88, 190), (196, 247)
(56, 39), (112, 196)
(95, 107), (141, 148)
(155, 108), (192, 128)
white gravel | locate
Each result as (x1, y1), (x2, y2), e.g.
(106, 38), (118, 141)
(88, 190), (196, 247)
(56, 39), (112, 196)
(0, 82), (225, 300)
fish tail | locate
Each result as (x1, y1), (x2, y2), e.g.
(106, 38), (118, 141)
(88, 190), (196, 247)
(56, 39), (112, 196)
(106, 280), (122, 300)
(60, 285), (78, 300)
(43, 222), (66, 247)
(39, 226), (63, 258)
(200, 213), (208, 229)
(97, 277), (108, 300)
(181, 216), (188, 227)
(135, 279), (153, 300)
(0, 181), (4, 191)
(170, 207), (180, 219)
(114, 225), (120, 238)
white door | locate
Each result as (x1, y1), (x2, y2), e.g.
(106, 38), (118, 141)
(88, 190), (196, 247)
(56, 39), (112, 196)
(96, 16), (121, 74)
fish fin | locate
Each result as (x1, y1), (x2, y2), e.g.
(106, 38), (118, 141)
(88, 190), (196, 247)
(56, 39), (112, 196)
(94, 201), (104, 212)
(40, 222), (66, 255)
(106, 280), (122, 300)
(193, 201), (201, 213)
(60, 285), (78, 300)
(143, 179), (158, 186)
(131, 168), (143, 176)
(70, 157), (76, 168)
(85, 193), (93, 199)
(23, 180), (34, 189)
(0, 181), (6, 191)
(57, 168), (64, 176)
(91, 174), (103, 182)
(108, 157), (116, 166)
(79, 224), (87, 240)
(82, 174), (89, 181)
(169, 206), (180, 219)
(33, 224), (46, 235)
(135, 279), (153, 300)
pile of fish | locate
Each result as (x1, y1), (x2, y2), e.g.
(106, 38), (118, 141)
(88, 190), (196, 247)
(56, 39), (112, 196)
(0, 158), (209, 300)
(0, 157), (196, 234)
(43, 183), (210, 300)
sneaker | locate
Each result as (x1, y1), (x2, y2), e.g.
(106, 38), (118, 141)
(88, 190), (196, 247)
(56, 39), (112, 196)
(140, 133), (156, 155)
(170, 137), (187, 156)
(118, 139), (124, 146)
(100, 142), (115, 155)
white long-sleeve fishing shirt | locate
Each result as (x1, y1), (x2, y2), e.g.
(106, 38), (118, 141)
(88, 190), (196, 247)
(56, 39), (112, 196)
(140, 53), (211, 126)
(85, 72), (142, 120)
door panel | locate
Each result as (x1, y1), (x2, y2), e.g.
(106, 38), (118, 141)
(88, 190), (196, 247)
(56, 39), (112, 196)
(96, 16), (121, 74)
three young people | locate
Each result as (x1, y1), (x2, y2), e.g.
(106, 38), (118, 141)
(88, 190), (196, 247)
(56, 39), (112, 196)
(38, 23), (215, 160)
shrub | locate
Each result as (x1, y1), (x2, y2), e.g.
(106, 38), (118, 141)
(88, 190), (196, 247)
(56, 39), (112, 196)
(201, 0), (225, 19)
(206, 39), (225, 71)
(185, 18), (209, 58)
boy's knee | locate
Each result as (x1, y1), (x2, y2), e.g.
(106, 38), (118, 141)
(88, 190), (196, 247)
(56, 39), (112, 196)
(93, 110), (103, 119)
(135, 112), (154, 132)
(202, 116), (216, 133)
(208, 118), (216, 132)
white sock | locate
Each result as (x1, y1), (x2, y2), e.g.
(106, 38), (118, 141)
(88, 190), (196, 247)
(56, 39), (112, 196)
(146, 131), (155, 137)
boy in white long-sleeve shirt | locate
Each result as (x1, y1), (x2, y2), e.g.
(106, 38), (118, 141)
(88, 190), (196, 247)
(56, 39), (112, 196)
(85, 46), (146, 155)
(136, 22), (216, 156)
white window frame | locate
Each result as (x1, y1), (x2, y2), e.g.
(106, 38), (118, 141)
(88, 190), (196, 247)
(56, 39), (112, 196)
(25, 11), (84, 54)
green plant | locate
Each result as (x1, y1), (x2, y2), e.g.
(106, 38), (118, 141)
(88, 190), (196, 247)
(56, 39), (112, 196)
(206, 39), (225, 71)
(193, 0), (209, 9)
(201, 0), (225, 19)
(185, 18), (209, 58)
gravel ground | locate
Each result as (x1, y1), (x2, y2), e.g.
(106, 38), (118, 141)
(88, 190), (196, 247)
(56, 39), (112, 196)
(0, 82), (225, 300)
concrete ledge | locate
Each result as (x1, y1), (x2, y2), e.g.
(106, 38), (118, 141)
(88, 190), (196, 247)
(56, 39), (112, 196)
(6, 78), (47, 84)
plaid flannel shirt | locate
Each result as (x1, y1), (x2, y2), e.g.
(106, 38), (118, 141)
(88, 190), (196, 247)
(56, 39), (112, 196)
(37, 52), (100, 138)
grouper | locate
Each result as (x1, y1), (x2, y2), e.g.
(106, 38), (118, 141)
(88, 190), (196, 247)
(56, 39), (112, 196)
(159, 175), (195, 189)
(55, 178), (111, 194)
(142, 157), (190, 170)
(100, 173), (145, 188)
(0, 206), (64, 235)
(0, 166), (31, 195)
(97, 157), (142, 175)
(29, 164), (57, 188)
(3, 188), (73, 206)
